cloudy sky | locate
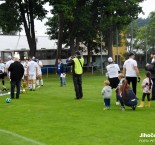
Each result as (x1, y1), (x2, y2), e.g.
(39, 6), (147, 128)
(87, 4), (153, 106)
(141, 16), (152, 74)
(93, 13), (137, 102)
(138, 0), (155, 18)
(20, 0), (155, 36)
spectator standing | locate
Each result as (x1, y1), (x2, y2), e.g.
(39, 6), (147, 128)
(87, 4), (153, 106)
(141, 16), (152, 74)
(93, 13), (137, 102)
(123, 52), (141, 95)
(27, 57), (38, 91)
(36, 59), (44, 87)
(101, 80), (112, 110)
(5, 55), (14, 79)
(8, 55), (24, 99)
(0, 58), (6, 89)
(145, 53), (155, 100)
(138, 71), (153, 107)
(23, 57), (29, 86)
(106, 57), (120, 105)
(57, 59), (65, 87)
(67, 51), (84, 99)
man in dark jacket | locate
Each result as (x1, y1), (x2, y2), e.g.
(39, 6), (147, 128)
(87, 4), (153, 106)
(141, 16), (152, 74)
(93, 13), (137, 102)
(8, 55), (24, 99)
(67, 51), (84, 99)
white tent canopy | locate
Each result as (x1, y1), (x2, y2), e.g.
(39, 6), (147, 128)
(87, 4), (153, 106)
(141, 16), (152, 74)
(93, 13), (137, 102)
(0, 35), (57, 51)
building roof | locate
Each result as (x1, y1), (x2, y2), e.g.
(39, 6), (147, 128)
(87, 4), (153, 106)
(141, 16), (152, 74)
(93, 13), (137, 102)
(0, 35), (57, 51)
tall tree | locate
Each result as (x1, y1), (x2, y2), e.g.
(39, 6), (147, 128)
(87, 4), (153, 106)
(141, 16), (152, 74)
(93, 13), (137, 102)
(0, 2), (21, 34)
(0, 0), (47, 57)
(46, 0), (144, 63)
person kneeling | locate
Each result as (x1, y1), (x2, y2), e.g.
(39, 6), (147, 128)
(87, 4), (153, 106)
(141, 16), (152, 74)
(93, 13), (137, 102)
(118, 79), (138, 110)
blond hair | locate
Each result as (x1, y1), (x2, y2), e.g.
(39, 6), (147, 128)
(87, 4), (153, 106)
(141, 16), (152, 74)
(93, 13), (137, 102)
(118, 73), (124, 80)
(104, 80), (110, 86)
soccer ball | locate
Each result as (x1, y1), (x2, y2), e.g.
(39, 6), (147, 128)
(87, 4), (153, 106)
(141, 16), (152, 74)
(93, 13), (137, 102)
(6, 98), (11, 103)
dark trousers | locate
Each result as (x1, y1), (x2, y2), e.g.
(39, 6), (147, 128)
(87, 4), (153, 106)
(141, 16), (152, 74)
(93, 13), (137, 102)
(117, 94), (137, 107)
(73, 75), (83, 99)
(142, 93), (150, 101)
(117, 94), (125, 107)
(104, 98), (110, 107)
(151, 78), (155, 100)
(10, 80), (21, 99)
(126, 77), (137, 95)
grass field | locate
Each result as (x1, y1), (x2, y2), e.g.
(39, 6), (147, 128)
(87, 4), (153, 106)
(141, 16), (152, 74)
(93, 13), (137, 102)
(0, 70), (155, 145)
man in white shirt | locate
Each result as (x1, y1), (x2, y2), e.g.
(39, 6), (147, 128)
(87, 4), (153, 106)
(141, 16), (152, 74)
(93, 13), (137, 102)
(5, 55), (14, 79)
(106, 57), (120, 105)
(27, 57), (38, 91)
(123, 52), (141, 95)
(36, 59), (43, 87)
(0, 58), (6, 88)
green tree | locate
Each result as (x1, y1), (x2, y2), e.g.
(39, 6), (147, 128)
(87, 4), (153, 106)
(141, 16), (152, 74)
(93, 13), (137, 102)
(46, 0), (144, 65)
(146, 11), (155, 50)
(133, 11), (155, 54)
(0, 0), (47, 57)
(0, 2), (21, 34)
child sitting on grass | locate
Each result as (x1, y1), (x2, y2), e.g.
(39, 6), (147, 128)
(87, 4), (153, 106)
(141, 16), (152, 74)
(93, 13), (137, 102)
(138, 71), (153, 108)
(101, 80), (112, 110)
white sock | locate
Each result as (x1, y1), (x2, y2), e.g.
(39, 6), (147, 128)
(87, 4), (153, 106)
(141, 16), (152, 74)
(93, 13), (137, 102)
(41, 80), (43, 85)
(36, 80), (39, 86)
(33, 84), (36, 90)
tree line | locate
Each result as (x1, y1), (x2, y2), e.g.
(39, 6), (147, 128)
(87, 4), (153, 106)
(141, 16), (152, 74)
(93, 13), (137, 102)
(0, 0), (144, 64)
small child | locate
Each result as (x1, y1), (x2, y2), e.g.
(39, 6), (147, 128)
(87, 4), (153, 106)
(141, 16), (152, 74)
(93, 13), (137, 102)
(138, 71), (153, 108)
(116, 73), (126, 110)
(101, 80), (112, 110)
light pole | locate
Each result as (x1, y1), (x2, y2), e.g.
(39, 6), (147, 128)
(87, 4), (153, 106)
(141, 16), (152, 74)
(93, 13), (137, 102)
(99, 13), (103, 75)
(131, 22), (134, 50)
(116, 26), (119, 64)
(100, 31), (103, 75)
(145, 29), (148, 64)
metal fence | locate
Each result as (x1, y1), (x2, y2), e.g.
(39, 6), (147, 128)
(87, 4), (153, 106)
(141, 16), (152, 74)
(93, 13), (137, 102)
(41, 65), (106, 77)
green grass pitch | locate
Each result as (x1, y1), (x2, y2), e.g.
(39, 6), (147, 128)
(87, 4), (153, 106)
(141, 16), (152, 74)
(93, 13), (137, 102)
(0, 70), (155, 145)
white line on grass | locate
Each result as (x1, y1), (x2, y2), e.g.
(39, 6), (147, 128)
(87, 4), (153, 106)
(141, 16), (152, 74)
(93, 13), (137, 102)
(0, 129), (46, 145)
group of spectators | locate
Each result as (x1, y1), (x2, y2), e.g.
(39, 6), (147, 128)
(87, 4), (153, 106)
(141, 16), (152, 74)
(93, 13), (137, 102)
(102, 51), (155, 111)
(56, 50), (155, 111)
(0, 55), (43, 99)
(1, 50), (154, 112)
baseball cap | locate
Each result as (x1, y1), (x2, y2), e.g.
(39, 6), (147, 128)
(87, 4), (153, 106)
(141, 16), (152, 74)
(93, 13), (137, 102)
(108, 57), (113, 63)
(14, 54), (20, 59)
(129, 51), (135, 56)
(32, 56), (35, 60)
(75, 51), (81, 56)
(8, 55), (12, 59)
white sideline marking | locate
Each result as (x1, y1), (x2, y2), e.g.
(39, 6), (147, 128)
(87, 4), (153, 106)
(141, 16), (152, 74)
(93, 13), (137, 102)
(0, 129), (46, 145)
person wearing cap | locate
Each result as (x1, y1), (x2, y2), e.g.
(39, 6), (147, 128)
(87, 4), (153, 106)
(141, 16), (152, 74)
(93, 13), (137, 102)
(8, 55), (24, 99)
(67, 51), (84, 100)
(106, 57), (120, 105)
(123, 52), (141, 95)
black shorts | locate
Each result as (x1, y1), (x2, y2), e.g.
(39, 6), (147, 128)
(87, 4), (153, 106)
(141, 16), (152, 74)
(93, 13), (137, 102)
(108, 77), (119, 89)
(0, 73), (5, 79)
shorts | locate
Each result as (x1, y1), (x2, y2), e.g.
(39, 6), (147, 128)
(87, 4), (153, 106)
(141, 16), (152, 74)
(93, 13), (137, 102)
(0, 73), (5, 79)
(28, 74), (36, 80)
(108, 77), (119, 89)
